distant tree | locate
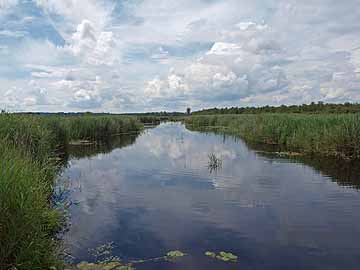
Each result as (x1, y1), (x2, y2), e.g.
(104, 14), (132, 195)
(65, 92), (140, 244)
(191, 102), (360, 115)
(187, 107), (191, 115)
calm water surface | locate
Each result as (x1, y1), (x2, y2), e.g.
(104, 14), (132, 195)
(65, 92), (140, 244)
(60, 122), (360, 270)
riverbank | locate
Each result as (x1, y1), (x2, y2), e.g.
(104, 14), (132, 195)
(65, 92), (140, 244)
(0, 114), (143, 270)
(186, 114), (360, 160)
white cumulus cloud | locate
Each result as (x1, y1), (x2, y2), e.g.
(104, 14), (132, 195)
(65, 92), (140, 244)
(1, 0), (360, 112)
(144, 21), (289, 105)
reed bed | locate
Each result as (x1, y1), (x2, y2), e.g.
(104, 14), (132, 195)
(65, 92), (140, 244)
(0, 114), (143, 270)
(0, 141), (61, 270)
(186, 114), (360, 160)
(61, 115), (141, 141)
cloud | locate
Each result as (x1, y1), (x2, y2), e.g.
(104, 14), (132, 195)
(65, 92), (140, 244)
(26, 80), (51, 106)
(0, 29), (27, 38)
(0, 0), (17, 9)
(141, 0), (360, 108)
(144, 21), (289, 105)
(0, 79), (53, 111)
(35, 0), (111, 29)
(69, 19), (118, 66)
(1, 0), (360, 112)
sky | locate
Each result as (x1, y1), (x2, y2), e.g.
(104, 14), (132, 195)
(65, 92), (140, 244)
(0, 0), (360, 113)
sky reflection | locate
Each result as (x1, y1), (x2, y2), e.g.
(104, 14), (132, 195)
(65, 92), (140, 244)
(60, 122), (360, 270)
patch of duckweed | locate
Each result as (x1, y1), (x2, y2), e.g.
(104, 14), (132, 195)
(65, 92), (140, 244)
(88, 242), (121, 263)
(76, 261), (134, 270)
(69, 244), (187, 269)
(166, 250), (186, 259)
(205, 251), (238, 262)
(69, 245), (240, 270)
(217, 251), (238, 262)
(205, 251), (217, 258)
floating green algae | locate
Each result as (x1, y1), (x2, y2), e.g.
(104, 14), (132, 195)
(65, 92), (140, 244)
(166, 250), (186, 259)
(205, 251), (217, 258)
(70, 242), (238, 269)
(76, 261), (134, 270)
(164, 250), (186, 262)
(205, 251), (238, 262)
(69, 244), (187, 270)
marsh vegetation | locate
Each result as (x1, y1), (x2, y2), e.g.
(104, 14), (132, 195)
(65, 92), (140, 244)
(2, 112), (360, 270)
(0, 114), (143, 270)
(186, 113), (360, 160)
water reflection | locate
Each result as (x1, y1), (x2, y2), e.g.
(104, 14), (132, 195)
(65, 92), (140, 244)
(55, 133), (142, 182)
(68, 134), (140, 160)
(191, 126), (360, 190)
(60, 123), (360, 270)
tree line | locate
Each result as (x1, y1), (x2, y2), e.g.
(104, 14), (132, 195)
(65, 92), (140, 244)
(192, 102), (360, 115)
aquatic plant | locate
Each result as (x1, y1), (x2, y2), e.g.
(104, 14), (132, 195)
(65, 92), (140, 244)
(69, 243), (187, 270)
(205, 251), (238, 262)
(205, 251), (217, 258)
(165, 250), (186, 260)
(187, 114), (360, 160)
(70, 249), (240, 270)
(75, 261), (134, 270)
(88, 242), (121, 264)
(217, 251), (238, 262)
(0, 140), (63, 270)
(208, 152), (223, 172)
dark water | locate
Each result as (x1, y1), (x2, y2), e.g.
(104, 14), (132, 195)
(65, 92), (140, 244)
(60, 122), (360, 270)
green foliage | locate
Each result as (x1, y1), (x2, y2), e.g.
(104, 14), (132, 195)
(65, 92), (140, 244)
(88, 242), (121, 264)
(205, 251), (238, 262)
(70, 245), (186, 270)
(76, 261), (134, 270)
(193, 102), (360, 115)
(0, 141), (62, 270)
(205, 251), (217, 258)
(216, 251), (238, 262)
(60, 115), (141, 141)
(0, 114), (57, 163)
(165, 250), (186, 259)
(186, 114), (360, 160)
(0, 114), (143, 270)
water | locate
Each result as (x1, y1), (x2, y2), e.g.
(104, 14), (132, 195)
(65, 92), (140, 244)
(60, 122), (360, 270)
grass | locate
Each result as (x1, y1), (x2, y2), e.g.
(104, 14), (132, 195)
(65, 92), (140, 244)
(0, 141), (61, 270)
(0, 114), (143, 270)
(186, 114), (360, 160)
(61, 115), (141, 141)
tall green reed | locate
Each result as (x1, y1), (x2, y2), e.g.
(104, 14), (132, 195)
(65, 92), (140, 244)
(0, 114), (143, 270)
(186, 114), (360, 159)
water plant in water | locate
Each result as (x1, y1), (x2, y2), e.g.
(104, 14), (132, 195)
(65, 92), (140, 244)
(69, 242), (187, 270)
(72, 249), (240, 270)
(208, 152), (223, 172)
(88, 242), (122, 264)
(165, 250), (186, 260)
(205, 251), (217, 258)
(205, 251), (238, 262)
(75, 261), (134, 270)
